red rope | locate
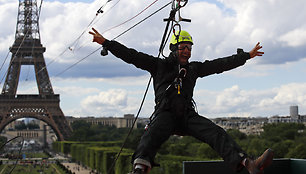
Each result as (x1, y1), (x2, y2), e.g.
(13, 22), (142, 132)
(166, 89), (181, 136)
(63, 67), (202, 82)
(102, 0), (159, 34)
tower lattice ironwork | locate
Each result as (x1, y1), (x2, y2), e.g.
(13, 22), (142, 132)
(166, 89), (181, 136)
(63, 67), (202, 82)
(0, 0), (72, 140)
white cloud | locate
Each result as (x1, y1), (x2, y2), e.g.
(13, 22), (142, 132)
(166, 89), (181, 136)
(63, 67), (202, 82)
(2, 0), (306, 79)
(80, 89), (128, 116)
(278, 28), (306, 47)
(259, 83), (306, 107)
(1, 0), (306, 118)
(54, 86), (99, 97)
(0, 1), (17, 52)
(215, 85), (248, 109)
(193, 83), (306, 117)
(82, 89), (128, 106)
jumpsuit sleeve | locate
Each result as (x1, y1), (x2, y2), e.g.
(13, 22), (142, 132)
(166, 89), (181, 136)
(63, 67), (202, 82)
(102, 40), (158, 74)
(196, 49), (251, 78)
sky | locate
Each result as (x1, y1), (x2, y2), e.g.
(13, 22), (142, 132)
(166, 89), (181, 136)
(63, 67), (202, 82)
(0, 0), (306, 119)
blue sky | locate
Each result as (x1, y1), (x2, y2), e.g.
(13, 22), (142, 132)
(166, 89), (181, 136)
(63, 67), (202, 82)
(1, 0), (306, 118)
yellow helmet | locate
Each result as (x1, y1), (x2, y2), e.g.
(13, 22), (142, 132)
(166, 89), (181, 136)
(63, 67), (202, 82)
(169, 30), (193, 51)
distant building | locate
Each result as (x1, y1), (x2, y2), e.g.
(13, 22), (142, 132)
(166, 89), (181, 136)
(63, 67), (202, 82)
(213, 106), (306, 135)
(268, 115), (291, 123)
(66, 114), (137, 129)
(212, 117), (267, 135)
(268, 105), (306, 125)
(1, 119), (57, 145)
(1, 114), (137, 143)
(1, 106), (305, 141)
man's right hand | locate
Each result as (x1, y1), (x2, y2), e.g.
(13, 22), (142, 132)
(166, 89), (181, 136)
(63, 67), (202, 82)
(89, 28), (105, 45)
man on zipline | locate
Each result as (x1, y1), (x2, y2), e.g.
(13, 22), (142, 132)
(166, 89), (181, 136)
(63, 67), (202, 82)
(89, 28), (273, 174)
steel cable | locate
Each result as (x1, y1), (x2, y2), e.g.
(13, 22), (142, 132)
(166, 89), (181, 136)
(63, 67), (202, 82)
(55, 1), (171, 77)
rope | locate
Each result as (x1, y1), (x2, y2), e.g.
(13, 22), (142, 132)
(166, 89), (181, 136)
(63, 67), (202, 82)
(0, 136), (24, 174)
(91, 0), (123, 26)
(106, 76), (153, 174)
(37, 0), (160, 78)
(106, 1), (179, 173)
(113, 1), (172, 40)
(55, 47), (100, 77)
(0, 52), (10, 76)
(0, 30), (28, 86)
(36, 0), (116, 76)
(0, 0), (44, 85)
(55, 1), (171, 77)
(102, 0), (160, 34)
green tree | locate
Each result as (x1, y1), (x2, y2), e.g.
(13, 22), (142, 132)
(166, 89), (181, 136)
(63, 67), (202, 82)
(27, 123), (40, 130)
(261, 123), (304, 143)
(286, 143), (306, 159)
(67, 121), (306, 160)
(124, 128), (144, 150)
(246, 138), (270, 157)
(186, 143), (203, 157)
(69, 120), (92, 141)
(227, 129), (247, 141)
(271, 140), (293, 158)
(15, 122), (27, 130)
(0, 136), (7, 149)
(197, 143), (219, 159)
(71, 120), (91, 130)
(167, 143), (187, 156)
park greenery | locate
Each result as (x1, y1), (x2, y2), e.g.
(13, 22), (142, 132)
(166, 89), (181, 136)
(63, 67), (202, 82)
(0, 151), (67, 174)
(0, 136), (7, 148)
(0, 163), (67, 174)
(53, 121), (306, 173)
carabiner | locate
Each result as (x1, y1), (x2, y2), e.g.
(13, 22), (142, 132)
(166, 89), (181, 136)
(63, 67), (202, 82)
(176, 0), (188, 9)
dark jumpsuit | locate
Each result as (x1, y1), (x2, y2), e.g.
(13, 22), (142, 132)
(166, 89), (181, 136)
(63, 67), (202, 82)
(103, 40), (250, 171)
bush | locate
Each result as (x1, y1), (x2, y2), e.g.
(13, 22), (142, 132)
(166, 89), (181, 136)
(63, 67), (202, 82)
(286, 143), (306, 159)
(115, 152), (133, 174)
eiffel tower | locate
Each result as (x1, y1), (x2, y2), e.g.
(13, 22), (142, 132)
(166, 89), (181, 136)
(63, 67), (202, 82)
(0, 0), (72, 140)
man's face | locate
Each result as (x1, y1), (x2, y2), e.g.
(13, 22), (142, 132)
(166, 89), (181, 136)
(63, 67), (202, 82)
(177, 42), (192, 65)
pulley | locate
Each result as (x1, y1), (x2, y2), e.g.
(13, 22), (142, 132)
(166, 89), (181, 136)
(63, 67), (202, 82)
(164, 0), (191, 23)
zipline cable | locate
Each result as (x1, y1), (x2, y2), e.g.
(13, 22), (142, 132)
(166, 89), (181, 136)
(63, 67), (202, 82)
(55, 47), (100, 77)
(25, 0), (43, 82)
(38, 0), (43, 17)
(38, 0), (157, 77)
(67, 0), (161, 58)
(55, 1), (172, 77)
(0, 29), (30, 86)
(60, 0), (116, 54)
(36, 0), (120, 76)
(0, 52), (10, 75)
(0, 0), (44, 85)
(113, 1), (172, 40)
(102, 0), (160, 34)
(36, 0), (111, 75)
(91, 0), (122, 26)
(0, 136), (25, 174)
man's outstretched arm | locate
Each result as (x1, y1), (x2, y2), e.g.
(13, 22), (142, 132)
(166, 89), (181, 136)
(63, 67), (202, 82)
(196, 42), (264, 77)
(89, 28), (158, 74)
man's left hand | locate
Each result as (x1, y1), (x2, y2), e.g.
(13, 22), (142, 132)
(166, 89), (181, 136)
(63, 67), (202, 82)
(249, 42), (264, 58)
